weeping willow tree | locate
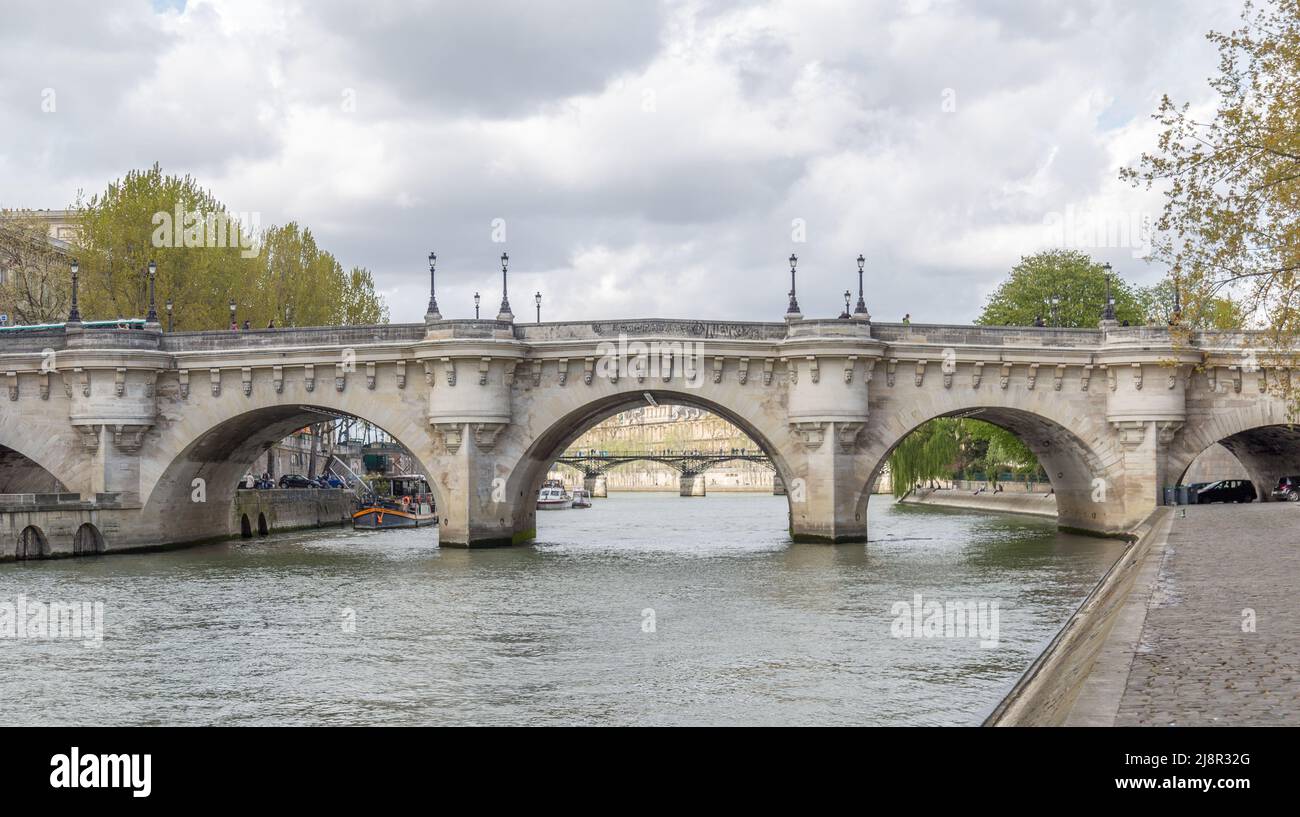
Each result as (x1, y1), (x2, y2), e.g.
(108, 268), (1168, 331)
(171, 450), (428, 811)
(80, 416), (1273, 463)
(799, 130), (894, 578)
(888, 419), (962, 497)
(888, 418), (1044, 497)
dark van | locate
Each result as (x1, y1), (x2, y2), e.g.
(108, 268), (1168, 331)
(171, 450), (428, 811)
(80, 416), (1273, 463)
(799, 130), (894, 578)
(1194, 480), (1256, 504)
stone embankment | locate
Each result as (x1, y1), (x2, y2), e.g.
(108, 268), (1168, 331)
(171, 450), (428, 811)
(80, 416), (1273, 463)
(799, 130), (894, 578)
(233, 488), (354, 537)
(900, 485), (1057, 518)
(983, 509), (1171, 726)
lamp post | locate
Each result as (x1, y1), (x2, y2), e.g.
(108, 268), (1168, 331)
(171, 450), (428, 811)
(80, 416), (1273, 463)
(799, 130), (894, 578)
(1172, 272), (1183, 324)
(497, 252), (513, 320)
(854, 254), (869, 317)
(146, 260), (158, 324)
(1048, 294), (1061, 327)
(474, 292), (480, 319)
(535, 291), (542, 323)
(165, 299), (173, 332)
(425, 251), (440, 320)
(229, 298), (237, 330)
(786, 253), (801, 317)
(840, 290), (852, 319)
(1101, 263), (1117, 322)
(67, 259), (81, 323)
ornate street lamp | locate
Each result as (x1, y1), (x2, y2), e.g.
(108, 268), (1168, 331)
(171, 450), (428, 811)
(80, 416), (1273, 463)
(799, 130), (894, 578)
(146, 260), (158, 324)
(474, 291), (480, 319)
(840, 290), (852, 319)
(497, 252), (513, 320)
(787, 253), (801, 316)
(1101, 263), (1116, 322)
(1048, 294), (1061, 327)
(425, 251), (440, 319)
(229, 298), (237, 329)
(165, 298), (173, 332)
(535, 291), (542, 323)
(854, 254), (869, 317)
(67, 259), (81, 323)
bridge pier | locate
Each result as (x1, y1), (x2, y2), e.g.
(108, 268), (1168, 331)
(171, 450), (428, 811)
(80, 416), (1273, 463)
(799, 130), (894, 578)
(679, 473), (706, 497)
(785, 424), (869, 543)
(583, 475), (608, 498)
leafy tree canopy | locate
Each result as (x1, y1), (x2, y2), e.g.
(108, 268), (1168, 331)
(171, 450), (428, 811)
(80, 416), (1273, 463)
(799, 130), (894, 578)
(975, 249), (1146, 328)
(1122, 0), (1298, 336)
(72, 163), (387, 330)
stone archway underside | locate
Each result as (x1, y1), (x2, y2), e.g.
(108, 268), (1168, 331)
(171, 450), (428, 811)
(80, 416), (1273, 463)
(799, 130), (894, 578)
(502, 391), (795, 545)
(138, 405), (446, 546)
(857, 406), (1117, 534)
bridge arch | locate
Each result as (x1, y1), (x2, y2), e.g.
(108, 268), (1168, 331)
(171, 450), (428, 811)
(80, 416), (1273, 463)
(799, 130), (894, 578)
(856, 399), (1124, 535)
(73, 523), (105, 555)
(139, 383), (447, 546)
(0, 440), (78, 496)
(1169, 402), (1300, 500)
(16, 524), (49, 560)
(497, 389), (798, 540)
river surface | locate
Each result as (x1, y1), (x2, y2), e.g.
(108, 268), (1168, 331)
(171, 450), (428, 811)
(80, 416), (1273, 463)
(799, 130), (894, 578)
(0, 494), (1125, 726)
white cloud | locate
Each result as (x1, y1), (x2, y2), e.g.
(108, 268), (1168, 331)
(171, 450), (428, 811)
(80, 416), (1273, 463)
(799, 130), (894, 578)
(0, 0), (1244, 323)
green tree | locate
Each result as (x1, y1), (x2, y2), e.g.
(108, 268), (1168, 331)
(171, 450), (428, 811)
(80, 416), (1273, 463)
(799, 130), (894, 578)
(1137, 279), (1245, 329)
(73, 164), (388, 329)
(976, 250), (1146, 328)
(256, 223), (388, 328)
(888, 416), (1045, 496)
(1122, 0), (1297, 336)
(75, 165), (251, 327)
(888, 418), (961, 497)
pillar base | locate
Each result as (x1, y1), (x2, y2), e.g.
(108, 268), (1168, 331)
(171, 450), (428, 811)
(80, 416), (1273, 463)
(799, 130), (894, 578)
(437, 524), (533, 548)
(584, 475), (608, 498)
(772, 474), (787, 496)
(790, 530), (868, 544)
(679, 473), (706, 496)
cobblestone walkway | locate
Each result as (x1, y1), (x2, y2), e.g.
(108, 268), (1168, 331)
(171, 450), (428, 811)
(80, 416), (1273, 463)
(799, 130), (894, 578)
(1115, 503), (1300, 725)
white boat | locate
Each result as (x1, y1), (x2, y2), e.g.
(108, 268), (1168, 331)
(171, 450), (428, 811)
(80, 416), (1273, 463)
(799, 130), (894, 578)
(537, 485), (573, 510)
(571, 488), (592, 509)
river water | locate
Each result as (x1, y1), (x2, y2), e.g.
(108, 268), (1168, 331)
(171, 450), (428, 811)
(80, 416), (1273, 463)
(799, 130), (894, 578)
(0, 494), (1124, 726)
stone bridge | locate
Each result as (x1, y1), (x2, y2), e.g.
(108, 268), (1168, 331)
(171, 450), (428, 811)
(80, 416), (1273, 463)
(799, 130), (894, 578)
(0, 311), (1295, 557)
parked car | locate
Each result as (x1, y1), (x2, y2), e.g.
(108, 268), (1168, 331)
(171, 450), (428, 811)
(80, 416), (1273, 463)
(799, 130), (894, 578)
(1271, 475), (1300, 502)
(278, 473), (316, 489)
(1185, 482), (1210, 504)
(1194, 479), (1256, 504)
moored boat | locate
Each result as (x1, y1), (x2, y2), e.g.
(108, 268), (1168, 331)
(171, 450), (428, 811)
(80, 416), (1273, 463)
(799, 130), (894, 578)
(570, 488), (592, 509)
(537, 483), (573, 510)
(353, 474), (438, 529)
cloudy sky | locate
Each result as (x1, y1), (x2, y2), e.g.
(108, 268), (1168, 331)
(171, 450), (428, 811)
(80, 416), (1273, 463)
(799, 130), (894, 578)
(1, 0), (1243, 324)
